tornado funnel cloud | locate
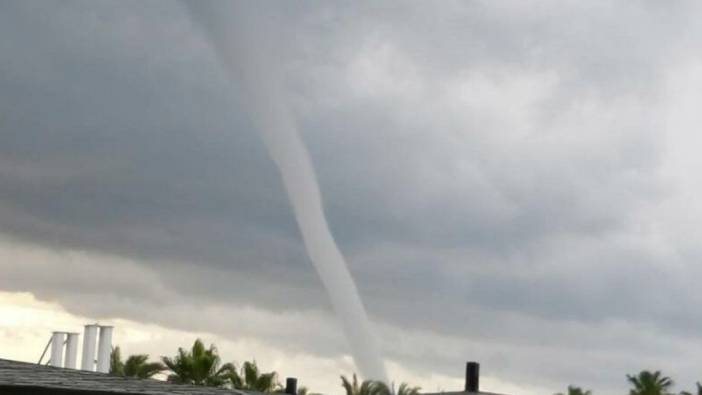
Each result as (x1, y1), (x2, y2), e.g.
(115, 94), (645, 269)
(183, 2), (388, 381)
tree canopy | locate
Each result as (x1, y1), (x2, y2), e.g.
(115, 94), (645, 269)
(161, 339), (235, 386)
(110, 346), (165, 379)
(114, 339), (702, 395)
(627, 371), (674, 395)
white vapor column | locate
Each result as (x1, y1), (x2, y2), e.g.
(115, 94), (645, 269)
(183, 2), (388, 381)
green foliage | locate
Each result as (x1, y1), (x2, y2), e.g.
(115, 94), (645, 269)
(340, 374), (418, 395)
(227, 360), (280, 392)
(680, 382), (702, 395)
(555, 385), (592, 395)
(395, 382), (421, 395)
(110, 346), (165, 379)
(125, 354), (166, 379)
(110, 346), (124, 375)
(627, 371), (674, 395)
(161, 339), (234, 387)
(341, 374), (391, 395)
(126, 339), (702, 395)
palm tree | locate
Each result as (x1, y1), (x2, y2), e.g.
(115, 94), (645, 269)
(124, 354), (166, 379)
(161, 339), (235, 386)
(395, 382), (421, 395)
(627, 371), (674, 395)
(680, 382), (702, 395)
(110, 346), (165, 379)
(110, 346), (124, 375)
(227, 360), (280, 392)
(556, 386), (592, 395)
(341, 374), (391, 395)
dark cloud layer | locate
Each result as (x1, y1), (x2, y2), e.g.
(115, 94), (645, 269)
(2, 1), (702, 393)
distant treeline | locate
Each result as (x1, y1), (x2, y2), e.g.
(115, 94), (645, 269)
(110, 338), (420, 395)
(112, 339), (695, 395)
(557, 372), (700, 395)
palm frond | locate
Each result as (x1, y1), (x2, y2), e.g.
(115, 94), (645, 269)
(110, 346), (124, 376)
(341, 375), (355, 395)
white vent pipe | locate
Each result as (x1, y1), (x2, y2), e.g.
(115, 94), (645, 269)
(81, 324), (99, 371)
(49, 332), (66, 368)
(64, 332), (80, 369)
(96, 325), (113, 373)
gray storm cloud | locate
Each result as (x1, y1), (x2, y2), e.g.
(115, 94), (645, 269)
(183, 2), (387, 381)
(3, 1), (702, 394)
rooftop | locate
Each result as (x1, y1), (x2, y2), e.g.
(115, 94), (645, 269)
(0, 358), (508, 395)
(0, 358), (259, 395)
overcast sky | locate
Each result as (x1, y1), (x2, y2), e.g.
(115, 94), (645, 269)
(2, 1), (702, 395)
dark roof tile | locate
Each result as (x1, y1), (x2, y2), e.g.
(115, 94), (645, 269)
(0, 358), (262, 395)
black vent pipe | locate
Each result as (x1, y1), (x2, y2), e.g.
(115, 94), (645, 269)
(285, 377), (298, 395)
(465, 361), (479, 393)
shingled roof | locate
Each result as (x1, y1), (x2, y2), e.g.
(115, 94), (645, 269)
(0, 358), (260, 395)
